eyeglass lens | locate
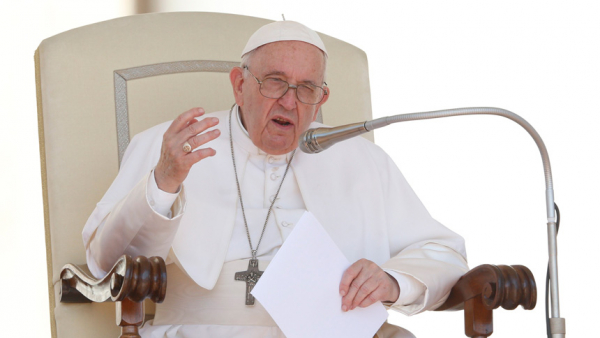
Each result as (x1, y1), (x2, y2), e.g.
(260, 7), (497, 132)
(260, 78), (325, 105)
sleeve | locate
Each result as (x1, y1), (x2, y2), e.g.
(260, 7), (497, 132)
(147, 169), (181, 218)
(383, 269), (425, 306)
(382, 243), (468, 315)
(375, 148), (469, 316)
(82, 122), (186, 278)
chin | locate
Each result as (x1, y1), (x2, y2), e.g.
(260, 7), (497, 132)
(260, 137), (297, 155)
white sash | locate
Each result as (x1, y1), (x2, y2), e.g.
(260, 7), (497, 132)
(154, 260), (276, 327)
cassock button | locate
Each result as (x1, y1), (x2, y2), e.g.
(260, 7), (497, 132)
(270, 173), (279, 181)
(282, 221), (293, 227)
(272, 167), (279, 172)
(149, 200), (155, 206)
(268, 156), (275, 164)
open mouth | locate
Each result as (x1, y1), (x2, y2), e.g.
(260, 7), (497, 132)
(272, 117), (293, 126)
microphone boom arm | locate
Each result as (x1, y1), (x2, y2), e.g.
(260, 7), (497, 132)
(301, 107), (565, 337)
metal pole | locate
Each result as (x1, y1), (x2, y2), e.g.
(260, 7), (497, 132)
(302, 107), (567, 335)
(369, 107), (566, 336)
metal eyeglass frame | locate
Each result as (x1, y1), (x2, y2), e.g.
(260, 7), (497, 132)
(243, 65), (328, 105)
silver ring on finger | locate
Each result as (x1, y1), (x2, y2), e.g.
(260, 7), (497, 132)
(183, 141), (192, 153)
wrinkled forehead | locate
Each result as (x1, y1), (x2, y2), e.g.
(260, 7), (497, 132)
(251, 41), (327, 80)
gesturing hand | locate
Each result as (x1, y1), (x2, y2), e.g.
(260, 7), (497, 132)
(154, 107), (221, 193)
(339, 259), (400, 311)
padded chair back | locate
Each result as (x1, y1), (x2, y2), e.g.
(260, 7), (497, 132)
(36, 12), (372, 338)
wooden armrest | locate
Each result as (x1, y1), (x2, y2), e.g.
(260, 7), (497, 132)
(436, 264), (536, 337)
(60, 255), (167, 338)
(59, 259), (535, 337)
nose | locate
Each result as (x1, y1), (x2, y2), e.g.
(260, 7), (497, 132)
(277, 85), (298, 111)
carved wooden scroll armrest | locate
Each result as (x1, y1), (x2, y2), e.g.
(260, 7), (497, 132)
(435, 264), (537, 338)
(60, 255), (167, 338)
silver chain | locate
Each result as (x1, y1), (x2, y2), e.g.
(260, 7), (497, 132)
(228, 104), (296, 260)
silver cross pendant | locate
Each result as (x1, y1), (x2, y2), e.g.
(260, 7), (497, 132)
(234, 259), (263, 305)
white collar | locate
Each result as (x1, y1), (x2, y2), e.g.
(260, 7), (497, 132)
(235, 104), (250, 138)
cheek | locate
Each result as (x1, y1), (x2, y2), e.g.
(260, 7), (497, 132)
(303, 109), (318, 125)
(244, 99), (266, 128)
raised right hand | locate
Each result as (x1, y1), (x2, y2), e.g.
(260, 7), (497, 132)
(154, 107), (221, 193)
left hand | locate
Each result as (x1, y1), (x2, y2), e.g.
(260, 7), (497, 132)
(339, 259), (400, 311)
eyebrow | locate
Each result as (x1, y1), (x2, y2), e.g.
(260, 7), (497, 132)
(263, 70), (319, 86)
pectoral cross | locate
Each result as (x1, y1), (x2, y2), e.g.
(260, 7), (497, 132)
(234, 258), (263, 305)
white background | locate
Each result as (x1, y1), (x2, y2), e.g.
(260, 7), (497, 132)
(1, 0), (598, 336)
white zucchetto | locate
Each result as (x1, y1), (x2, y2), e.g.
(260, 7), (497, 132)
(241, 20), (328, 57)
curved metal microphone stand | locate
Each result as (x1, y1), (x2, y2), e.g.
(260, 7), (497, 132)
(300, 107), (565, 337)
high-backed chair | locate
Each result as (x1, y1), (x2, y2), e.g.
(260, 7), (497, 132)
(36, 12), (535, 338)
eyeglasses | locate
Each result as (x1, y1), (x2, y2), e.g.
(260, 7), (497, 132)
(244, 66), (328, 105)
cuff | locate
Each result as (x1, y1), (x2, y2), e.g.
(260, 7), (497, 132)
(382, 269), (426, 314)
(147, 169), (183, 218)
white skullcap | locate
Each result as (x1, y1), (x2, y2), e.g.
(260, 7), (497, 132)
(241, 20), (328, 58)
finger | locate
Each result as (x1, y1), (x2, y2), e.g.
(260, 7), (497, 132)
(176, 118), (200, 147)
(358, 272), (399, 308)
(341, 267), (370, 311)
(358, 287), (386, 308)
(183, 147), (217, 167)
(342, 275), (367, 311)
(167, 107), (205, 135)
(187, 129), (221, 151)
(177, 116), (220, 143)
(161, 118), (198, 152)
(351, 276), (378, 310)
(339, 262), (362, 298)
(186, 118), (199, 127)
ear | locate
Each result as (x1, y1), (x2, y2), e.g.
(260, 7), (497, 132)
(229, 67), (244, 106)
(312, 85), (330, 122)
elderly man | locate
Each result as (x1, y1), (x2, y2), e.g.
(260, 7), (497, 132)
(82, 21), (468, 338)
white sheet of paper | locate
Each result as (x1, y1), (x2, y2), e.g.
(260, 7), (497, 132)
(251, 211), (388, 338)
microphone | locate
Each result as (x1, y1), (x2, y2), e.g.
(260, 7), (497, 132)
(298, 107), (565, 337)
(298, 116), (394, 154)
(298, 122), (368, 153)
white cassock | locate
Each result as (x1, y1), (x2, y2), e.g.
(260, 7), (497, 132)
(82, 105), (469, 338)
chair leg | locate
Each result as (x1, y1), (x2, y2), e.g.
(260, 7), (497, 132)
(464, 297), (493, 337)
(116, 298), (144, 338)
(120, 326), (141, 338)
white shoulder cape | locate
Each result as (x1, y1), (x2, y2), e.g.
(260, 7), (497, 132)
(82, 109), (468, 314)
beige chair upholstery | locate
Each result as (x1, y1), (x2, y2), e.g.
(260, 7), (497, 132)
(36, 12), (373, 338)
